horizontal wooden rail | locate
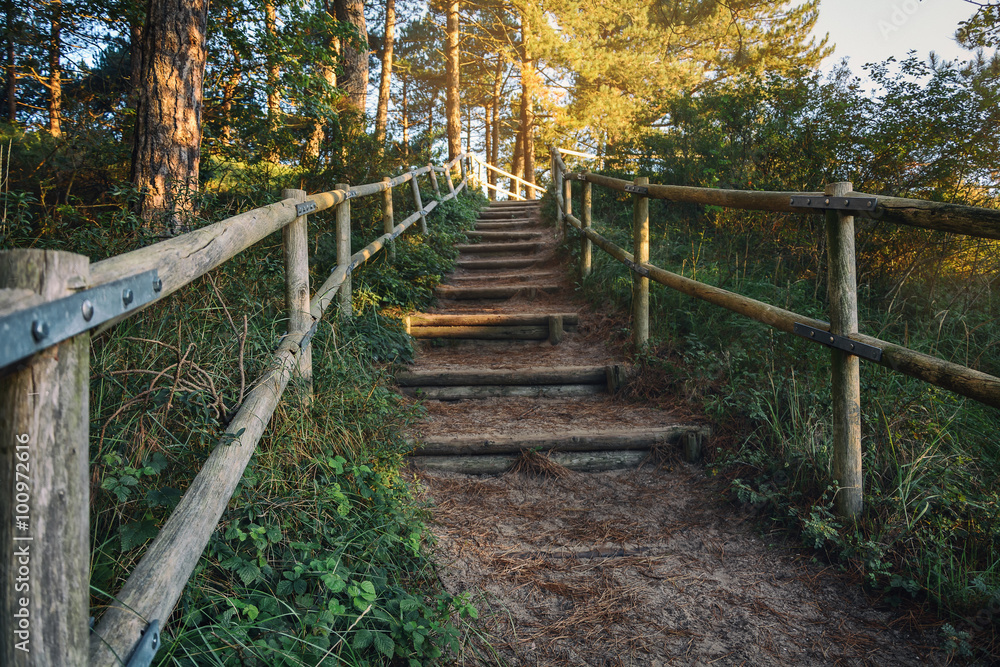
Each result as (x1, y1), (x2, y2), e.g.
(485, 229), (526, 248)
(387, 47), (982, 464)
(481, 180), (527, 201)
(563, 207), (1000, 408)
(470, 155), (538, 195)
(567, 171), (1000, 240)
(558, 147), (599, 160)
(83, 155), (473, 664)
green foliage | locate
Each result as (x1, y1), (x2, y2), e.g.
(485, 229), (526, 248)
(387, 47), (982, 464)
(79, 184), (487, 665)
(565, 56), (1000, 658)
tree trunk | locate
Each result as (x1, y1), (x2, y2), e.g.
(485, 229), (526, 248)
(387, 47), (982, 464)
(47, 0), (61, 137)
(427, 90), (435, 139)
(130, 0), (208, 234)
(305, 1), (338, 161)
(335, 0), (367, 113)
(511, 110), (523, 198)
(374, 0), (395, 144)
(218, 8), (241, 146)
(264, 0), (280, 161)
(444, 0), (460, 159)
(401, 76), (408, 154)
(490, 60), (501, 197)
(519, 9), (535, 198)
(4, 0), (16, 122)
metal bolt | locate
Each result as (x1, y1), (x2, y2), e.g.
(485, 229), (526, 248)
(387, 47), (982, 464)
(122, 288), (134, 306)
(850, 343), (855, 350)
(805, 198), (811, 205)
(152, 277), (163, 293)
(829, 336), (835, 343)
(824, 198), (830, 205)
(809, 331), (815, 337)
(867, 200), (874, 208)
(81, 300), (94, 322)
(31, 320), (49, 342)
(842, 199), (849, 207)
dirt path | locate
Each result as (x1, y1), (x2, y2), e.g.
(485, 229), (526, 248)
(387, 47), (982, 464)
(402, 201), (942, 666)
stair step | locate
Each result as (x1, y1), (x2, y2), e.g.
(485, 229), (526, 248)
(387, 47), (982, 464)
(402, 384), (603, 400)
(455, 241), (543, 254)
(448, 270), (560, 283)
(397, 364), (603, 386)
(408, 313), (578, 327)
(456, 258), (541, 270)
(410, 426), (709, 456)
(467, 230), (544, 241)
(407, 324), (562, 339)
(410, 451), (650, 474)
(475, 221), (539, 230)
(434, 284), (561, 300)
(480, 211), (541, 220)
(488, 200), (541, 206)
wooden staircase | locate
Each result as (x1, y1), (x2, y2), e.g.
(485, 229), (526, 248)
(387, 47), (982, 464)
(400, 199), (707, 473)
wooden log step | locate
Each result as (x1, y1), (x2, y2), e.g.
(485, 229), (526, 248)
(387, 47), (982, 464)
(397, 363), (602, 386)
(408, 313), (578, 327)
(434, 284), (562, 300)
(475, 221), (539, 230)
(401, 384), (604, 400)
(456, 258), (541, 270)
(467, 230), (545, 240)
(408, 325), (550, 339)
(411, 450), (649, 474)
(412, 426), (709, 456)
(488, 201), (541, 207)
(447, 270), (561, 283)
(479, 212), (540, 220)
(455, 241), (543, 255)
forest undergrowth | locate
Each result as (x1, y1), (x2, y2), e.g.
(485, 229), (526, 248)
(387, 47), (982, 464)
(554, 64), (1000, 663)
(2, 131), (488, 665)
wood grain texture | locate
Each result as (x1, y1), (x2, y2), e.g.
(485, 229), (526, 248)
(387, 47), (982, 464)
(411, 426), (708, 456)
(826, 182), (862, 517)
(632, 176), (649, 349)
(282, 189), (313, 405)
(396, 365), (604, 386)
(0, 250), (90, 667)
(336, 184), (352, 318)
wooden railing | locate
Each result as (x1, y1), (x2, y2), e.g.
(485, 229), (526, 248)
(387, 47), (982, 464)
(0, 153), (476, 666)
(469, 154), (541, 201)
(551, 148), (1000, 518)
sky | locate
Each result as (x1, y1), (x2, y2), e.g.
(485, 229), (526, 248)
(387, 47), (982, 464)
(809, 0), (979, 72)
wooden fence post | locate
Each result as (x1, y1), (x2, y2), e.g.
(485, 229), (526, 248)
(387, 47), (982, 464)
(382, 177), (396, 261)
(563, 172), (572, 239)
(826, 181), (863, 517)
(554, 154), (564, 230)
(459, 156), (468, 185)
(581, 173), (592, 278)
(335, 183), (352, 318)
(410, 171), (428, 234)
(632, 176), (650, 349)
(0, 249), (90, 666)
(428, 165), (441, 198)
(281, 189), (313, 405)
(445, 165), (456, 195)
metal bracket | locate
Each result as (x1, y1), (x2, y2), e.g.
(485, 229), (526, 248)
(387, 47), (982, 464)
(621, 257), (651, 278)
(0, 270), (161, 370)
(126, 619), (160, 667)
(623, 184), (649, 195)
(789, 195), (877, 212)
(793, 323), (882, 362)
(295, 200), (317, 217)
(300, 319), (320, 351)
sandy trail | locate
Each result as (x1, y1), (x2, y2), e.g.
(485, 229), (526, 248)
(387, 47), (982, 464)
(404, 202), (941, 666)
